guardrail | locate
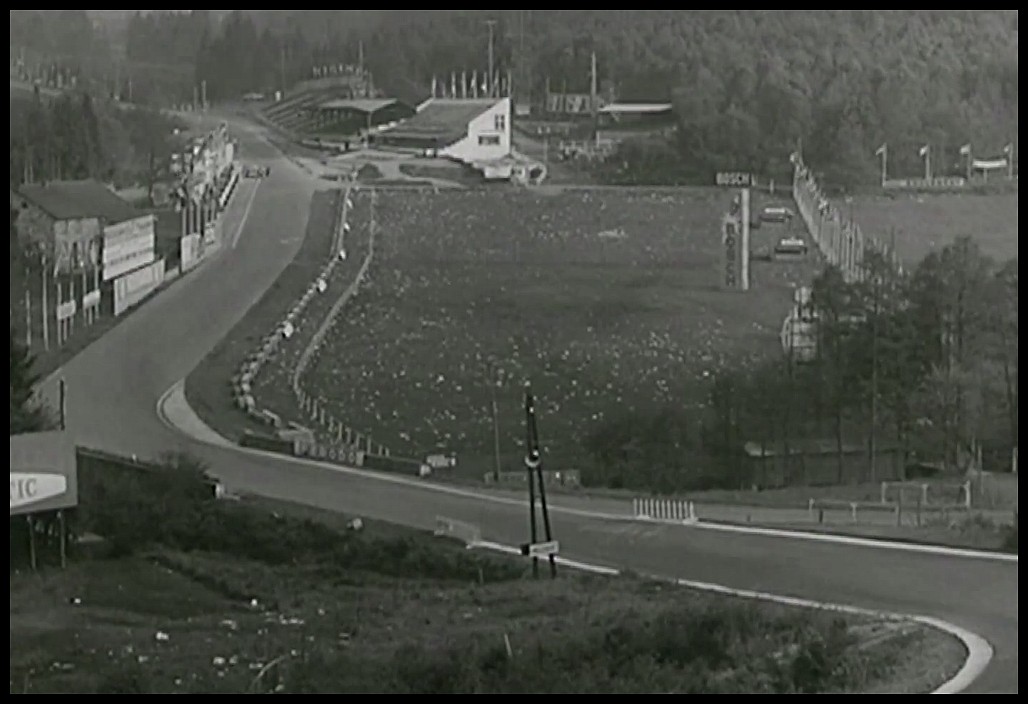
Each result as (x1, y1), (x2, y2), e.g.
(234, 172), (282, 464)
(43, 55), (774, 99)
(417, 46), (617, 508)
(231, 185), (352, 424)
(231, 179), (397, 465)
(808, 492), (974, 528)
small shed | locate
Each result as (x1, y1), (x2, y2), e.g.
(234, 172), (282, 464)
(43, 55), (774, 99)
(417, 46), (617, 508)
(742, 438), (904, 488)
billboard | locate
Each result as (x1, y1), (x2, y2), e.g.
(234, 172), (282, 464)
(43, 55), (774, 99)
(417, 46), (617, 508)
(113, 259), (165, 316)
(57, 300), (77, 321)
(10, 431), (79, 516)
(103, 215), (156, 282)
(181, 233), (202, 271)
(721, 188), (750, 291)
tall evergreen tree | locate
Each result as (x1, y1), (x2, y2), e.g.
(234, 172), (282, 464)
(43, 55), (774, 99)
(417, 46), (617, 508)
(10, 328), (52, 435)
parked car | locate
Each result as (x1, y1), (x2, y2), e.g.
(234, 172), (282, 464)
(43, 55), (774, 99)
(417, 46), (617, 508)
(774, 236), (808, 259)
(760, 205), (795, 223)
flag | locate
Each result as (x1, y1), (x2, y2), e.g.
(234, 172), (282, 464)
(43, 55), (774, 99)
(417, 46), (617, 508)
(1003, 143), (1014, 155)
(959, 144), (971, 156)
(919, 145), (930, 157)
(874, 143), (887, 157)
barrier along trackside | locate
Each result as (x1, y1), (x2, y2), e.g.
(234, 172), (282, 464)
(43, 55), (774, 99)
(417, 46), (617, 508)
(229, 182), (430, 477)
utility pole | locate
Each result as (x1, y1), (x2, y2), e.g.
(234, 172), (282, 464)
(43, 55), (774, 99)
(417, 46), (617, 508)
(590, 50), (598, 145)
(486, 19), (497, 98)
(489, 363), (502, 482)
(524, 382), (557, 579)
(870, 259), (881, 483)
(280, 46), (286, 96)
(518, 10), (526, 107)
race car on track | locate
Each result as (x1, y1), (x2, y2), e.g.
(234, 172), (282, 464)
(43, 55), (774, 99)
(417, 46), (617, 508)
(243, 165), (271, 178)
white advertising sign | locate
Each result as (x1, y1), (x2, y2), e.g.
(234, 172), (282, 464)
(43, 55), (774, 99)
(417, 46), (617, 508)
(10, 472), (67, 512)
(83, 289), (101, 308)
(103, 216), (156, 282)
(57, 300), (77, 321)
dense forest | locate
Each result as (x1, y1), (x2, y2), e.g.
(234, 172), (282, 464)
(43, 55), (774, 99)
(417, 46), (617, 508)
(10, 10), (1018, 189)
(586, 239), (1018, 490)
(9, 90), (182, 193)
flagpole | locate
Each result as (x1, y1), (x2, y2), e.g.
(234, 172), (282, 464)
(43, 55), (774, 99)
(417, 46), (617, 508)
(876, 144), (887, 188)
(882, 145), (887, 188)
(965, 145), (972, 182)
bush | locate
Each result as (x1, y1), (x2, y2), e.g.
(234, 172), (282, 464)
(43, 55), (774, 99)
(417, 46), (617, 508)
(78, 451), (523, 582)
(272, 603), (891, 693)
(1002, 518), (1017, 553)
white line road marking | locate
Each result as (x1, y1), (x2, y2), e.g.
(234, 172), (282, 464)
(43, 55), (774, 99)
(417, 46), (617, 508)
(467, 540), (993, 694)
(691, 521), (1018, 563)
(231, 180), (261, 249)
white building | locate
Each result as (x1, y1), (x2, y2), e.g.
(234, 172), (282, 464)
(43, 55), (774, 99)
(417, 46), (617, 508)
(377, 97), (512, 166)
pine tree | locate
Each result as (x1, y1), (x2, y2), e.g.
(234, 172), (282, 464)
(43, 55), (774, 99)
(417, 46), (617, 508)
(10, 328), (52, 435)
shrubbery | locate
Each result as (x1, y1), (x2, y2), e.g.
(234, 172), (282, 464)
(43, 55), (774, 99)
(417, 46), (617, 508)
(273, 604), (894, 694)
(78, 451), (522, 582)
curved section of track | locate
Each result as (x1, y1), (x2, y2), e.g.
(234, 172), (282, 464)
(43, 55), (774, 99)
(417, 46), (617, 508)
(37, 122), (1017, 694)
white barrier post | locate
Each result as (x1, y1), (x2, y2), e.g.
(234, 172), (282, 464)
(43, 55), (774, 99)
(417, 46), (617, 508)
(881, 481), (888, 505)
(808, 498), (815, 519)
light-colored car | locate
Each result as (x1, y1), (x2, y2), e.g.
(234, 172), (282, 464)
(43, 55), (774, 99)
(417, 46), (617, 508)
(761, 205), (795, 223)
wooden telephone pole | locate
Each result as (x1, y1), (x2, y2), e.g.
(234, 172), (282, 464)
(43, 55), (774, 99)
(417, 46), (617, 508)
(523, 383), (557, 579)
(590, 50), (599, 145)
(486, 20), (497, 98)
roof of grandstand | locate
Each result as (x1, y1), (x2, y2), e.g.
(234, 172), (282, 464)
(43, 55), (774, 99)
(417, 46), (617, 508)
(598, 102), (673, 115)
(380, 98), (499, 143)
(16, 179), (144, 224)
(318, 98), (408, 113)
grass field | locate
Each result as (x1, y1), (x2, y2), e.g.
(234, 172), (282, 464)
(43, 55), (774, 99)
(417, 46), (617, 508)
(305, 187), (815, 474)
(849, 191), (1018, 264)
(10, 496), (966, 694)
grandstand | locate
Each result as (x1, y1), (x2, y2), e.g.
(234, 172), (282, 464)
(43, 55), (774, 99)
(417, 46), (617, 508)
(260, 74), (375, 136)
(311, 99), (416, 139)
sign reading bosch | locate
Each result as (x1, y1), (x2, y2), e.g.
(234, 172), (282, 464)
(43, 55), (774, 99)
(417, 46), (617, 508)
(723, 216), (739, 288)
(716, 172), (754, 187)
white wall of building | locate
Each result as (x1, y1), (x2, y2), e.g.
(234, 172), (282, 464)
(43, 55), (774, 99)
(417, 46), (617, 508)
(441, 98), (512, 163)
(102, 214), (156, 282)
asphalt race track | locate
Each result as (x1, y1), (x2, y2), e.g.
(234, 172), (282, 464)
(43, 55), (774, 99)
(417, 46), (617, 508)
(37, 121), (1017, 694)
